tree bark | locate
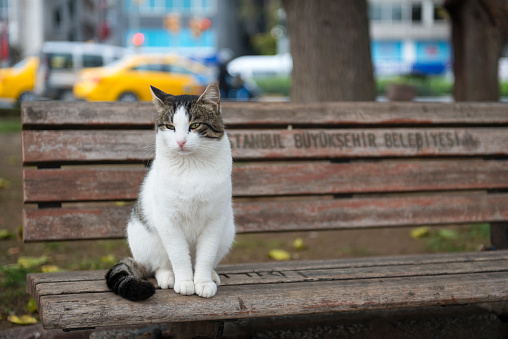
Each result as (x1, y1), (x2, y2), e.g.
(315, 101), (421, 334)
(283, 0), (375, 102)
(445, 0), (508, 101)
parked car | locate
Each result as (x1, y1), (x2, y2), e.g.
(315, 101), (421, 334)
(35, 41), (130, 100)
(73, 54), (212, 101)
(0, 56), (38, 104)
(227, 53), (292, 79)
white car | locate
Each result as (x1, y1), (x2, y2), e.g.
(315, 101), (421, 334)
(227, 53), (292, 79)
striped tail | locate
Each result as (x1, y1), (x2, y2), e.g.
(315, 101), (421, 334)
(105, 257), (155, 301)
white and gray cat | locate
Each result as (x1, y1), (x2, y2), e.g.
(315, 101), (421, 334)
(106, 83), (235, 301)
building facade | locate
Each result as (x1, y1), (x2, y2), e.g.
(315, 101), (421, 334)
(368, 0), (451, 76)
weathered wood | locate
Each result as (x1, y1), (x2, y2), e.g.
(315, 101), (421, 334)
(35, 272), (508, 329)
(29, 257), (508, 297)
(22, 160), (508, 203)
(23, 206), (130, 241)
(170, 321), (223, 339)
(22, 128), (508, 165)
(20, 100), (508, 331)
(27, 251), (508, 290)
(23, 194), (508, 241)
(21, 101), (508, 128)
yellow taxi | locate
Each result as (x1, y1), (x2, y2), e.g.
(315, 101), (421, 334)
(73, 54), (211, 101)
(0, 56), (38, 104)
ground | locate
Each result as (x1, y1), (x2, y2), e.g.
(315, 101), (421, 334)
(0, 115), (491, 332)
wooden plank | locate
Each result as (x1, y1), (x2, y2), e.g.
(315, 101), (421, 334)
(27, 251), (508, 288)
(22, 101), (508, 128)
(22, 128), (508, 164)
(23, 194), (508, 241)
(22, 130), (154, 165)
(23, 168), (146, 203)
(36, 272), (508, 329)
(23, 160), (508, 203)
(30, 258), (508, 297)
(234, 194), (508, 233)
(23, 205), (131, 242)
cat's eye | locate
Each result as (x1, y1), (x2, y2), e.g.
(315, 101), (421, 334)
(160, 124), (175, 131)
(189, 123), (201, 130)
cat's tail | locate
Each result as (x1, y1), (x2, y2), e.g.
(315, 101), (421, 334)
(105, 257), (155, 301)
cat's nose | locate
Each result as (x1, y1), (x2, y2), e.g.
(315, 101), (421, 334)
(177, 140), (187, 148)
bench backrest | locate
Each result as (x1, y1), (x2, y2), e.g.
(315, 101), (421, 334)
(22, 101), (508, 243)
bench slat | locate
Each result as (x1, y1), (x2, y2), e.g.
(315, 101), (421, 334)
(26, 252), (508, 289)
(23, 160), (508, 203)
(35, 271), (508, 329)
(22, 128), (508, 165)
(22, 101), (508, 127)
(23, 194), (508, 241)
(30, 257), (508, 297)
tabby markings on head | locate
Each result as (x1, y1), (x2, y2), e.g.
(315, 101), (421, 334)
(150, 84), (224, 140)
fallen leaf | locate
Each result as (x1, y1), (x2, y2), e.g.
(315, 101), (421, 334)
(0, 177), (9, 189)
(411, 227), (431, 239)
(115, 201), (129, 207)
(0, 229), (15, 239)
(293, 238), (305, 250)
(101, 254), (116, 265)
(27, 298), (38, 313)
(41, 265), (62, 273)
(7, 314), (38, 325)
(268, 249), (291, 261)
(17, 256), (48, 269)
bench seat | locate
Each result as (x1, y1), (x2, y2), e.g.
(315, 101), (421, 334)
(27, 251), (508, 330)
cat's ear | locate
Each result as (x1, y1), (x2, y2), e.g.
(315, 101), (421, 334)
(150, 85), (172, 109)
(197, 83), (220, 107)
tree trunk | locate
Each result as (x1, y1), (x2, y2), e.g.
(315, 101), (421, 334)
(445, 0), (508, 101)
(283, 0), (375, 102)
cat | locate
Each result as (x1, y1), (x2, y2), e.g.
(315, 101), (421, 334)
(106, 83), (235, 301)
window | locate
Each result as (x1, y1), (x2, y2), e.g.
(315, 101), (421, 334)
(48, 53), (73, 69)
(411, 4), (422, 23)
(369, 4), (382, 21)
(369, 2), (426, 24)
(433, 5), (448, 21)
(391, 4), (402, 22)
(170, 64), (194, 75)
(83, 55), (104, 68)
(13, 58), (28, 69)
(53, 7), (62, 29)
(132, 63), (168, 72)
(126, 0), (216, 15)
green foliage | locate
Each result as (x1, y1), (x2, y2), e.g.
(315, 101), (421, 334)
(251, 33), (277, 55)
(500, 81), (508, 97)
(253, 76), (291, 96)
(0, 264), (31, 314)
(377, 75), (453, 97)
(252, 75), (458, 98)
(414, 223), (490, 253)
(0, 116), (21, 133)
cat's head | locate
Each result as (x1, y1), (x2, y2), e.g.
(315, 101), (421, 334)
(150, 83), (225, 157)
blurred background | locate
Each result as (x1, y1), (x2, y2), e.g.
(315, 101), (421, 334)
(1, 0), (507, 330)
(0, 0), (505, 106)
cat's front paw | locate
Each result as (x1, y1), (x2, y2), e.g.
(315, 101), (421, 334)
(174, 279), (195, 295)
(155, 269), (174, 289)
(195, 281), (217, 298)
(212, 270), (221, 287)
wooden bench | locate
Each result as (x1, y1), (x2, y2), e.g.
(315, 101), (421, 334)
(22, 101), (508, 337)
